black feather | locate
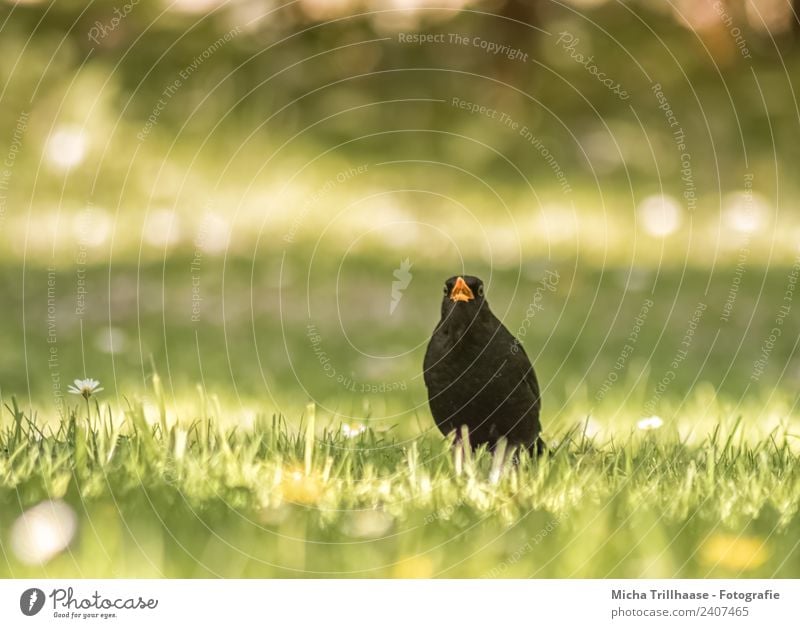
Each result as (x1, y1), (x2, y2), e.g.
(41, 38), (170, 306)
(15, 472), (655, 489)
(423, 275), (544, 453)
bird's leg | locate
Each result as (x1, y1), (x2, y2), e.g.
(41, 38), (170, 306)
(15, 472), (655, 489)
(453, 440), (463, 477)
(489, 437), (508, 483)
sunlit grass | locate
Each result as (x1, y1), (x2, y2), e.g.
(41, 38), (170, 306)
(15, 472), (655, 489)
(1, 393), (798, 578)
(2, 0), (799, 582)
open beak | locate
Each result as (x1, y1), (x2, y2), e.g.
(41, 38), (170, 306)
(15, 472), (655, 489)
(449, 276), (475, 302)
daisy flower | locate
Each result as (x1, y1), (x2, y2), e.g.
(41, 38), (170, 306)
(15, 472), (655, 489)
(637, 415), (664, 431)
(67, 378), (104, 399)
(341, 423), (367, 439)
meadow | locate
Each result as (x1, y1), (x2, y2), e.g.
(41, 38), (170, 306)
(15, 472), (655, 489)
(1, 0), (799, 579)
(2, 251), (799, 578)
(1, 392), (798, 578)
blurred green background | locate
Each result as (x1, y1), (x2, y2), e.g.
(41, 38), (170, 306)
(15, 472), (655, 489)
(0, 0), (797, 417)
(1, 0), (799, 427)
(1, 0), (800, 580)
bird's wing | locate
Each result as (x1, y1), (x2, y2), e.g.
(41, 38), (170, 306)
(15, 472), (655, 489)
(493, 318), (541, 408)
(422, 352), (432, 391)
(422, 336), (438, 391)
(523, 359), (541, 409)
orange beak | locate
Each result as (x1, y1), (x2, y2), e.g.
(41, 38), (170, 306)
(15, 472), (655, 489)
(449, 276), (474, 302)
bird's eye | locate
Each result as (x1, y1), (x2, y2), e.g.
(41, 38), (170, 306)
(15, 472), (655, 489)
(477, 285), (484, 297)
(443, 285), (449, 295)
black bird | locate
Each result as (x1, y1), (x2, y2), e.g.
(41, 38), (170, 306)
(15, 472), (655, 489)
(423, 275), (544, 453)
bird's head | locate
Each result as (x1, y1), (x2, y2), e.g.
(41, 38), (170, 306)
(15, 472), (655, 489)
(440, 275), (487, 321)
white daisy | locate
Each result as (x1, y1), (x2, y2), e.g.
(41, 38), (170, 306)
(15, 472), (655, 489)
(341, 423), (367, 439)
(67, 378), (104, 399)
(637, 415), (664, 431)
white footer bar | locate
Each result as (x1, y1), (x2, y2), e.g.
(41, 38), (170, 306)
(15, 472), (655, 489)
(1, 580), (795, 627)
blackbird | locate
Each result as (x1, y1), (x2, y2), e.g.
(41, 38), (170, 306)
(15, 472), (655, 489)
(423, 275), (544, 453)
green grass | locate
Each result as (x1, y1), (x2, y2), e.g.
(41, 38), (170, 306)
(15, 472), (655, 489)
(3, 166), (799, 579)
(3, 254), (800, 578)
(1, 393), (798, 578)
(2, 0), (799, 581)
